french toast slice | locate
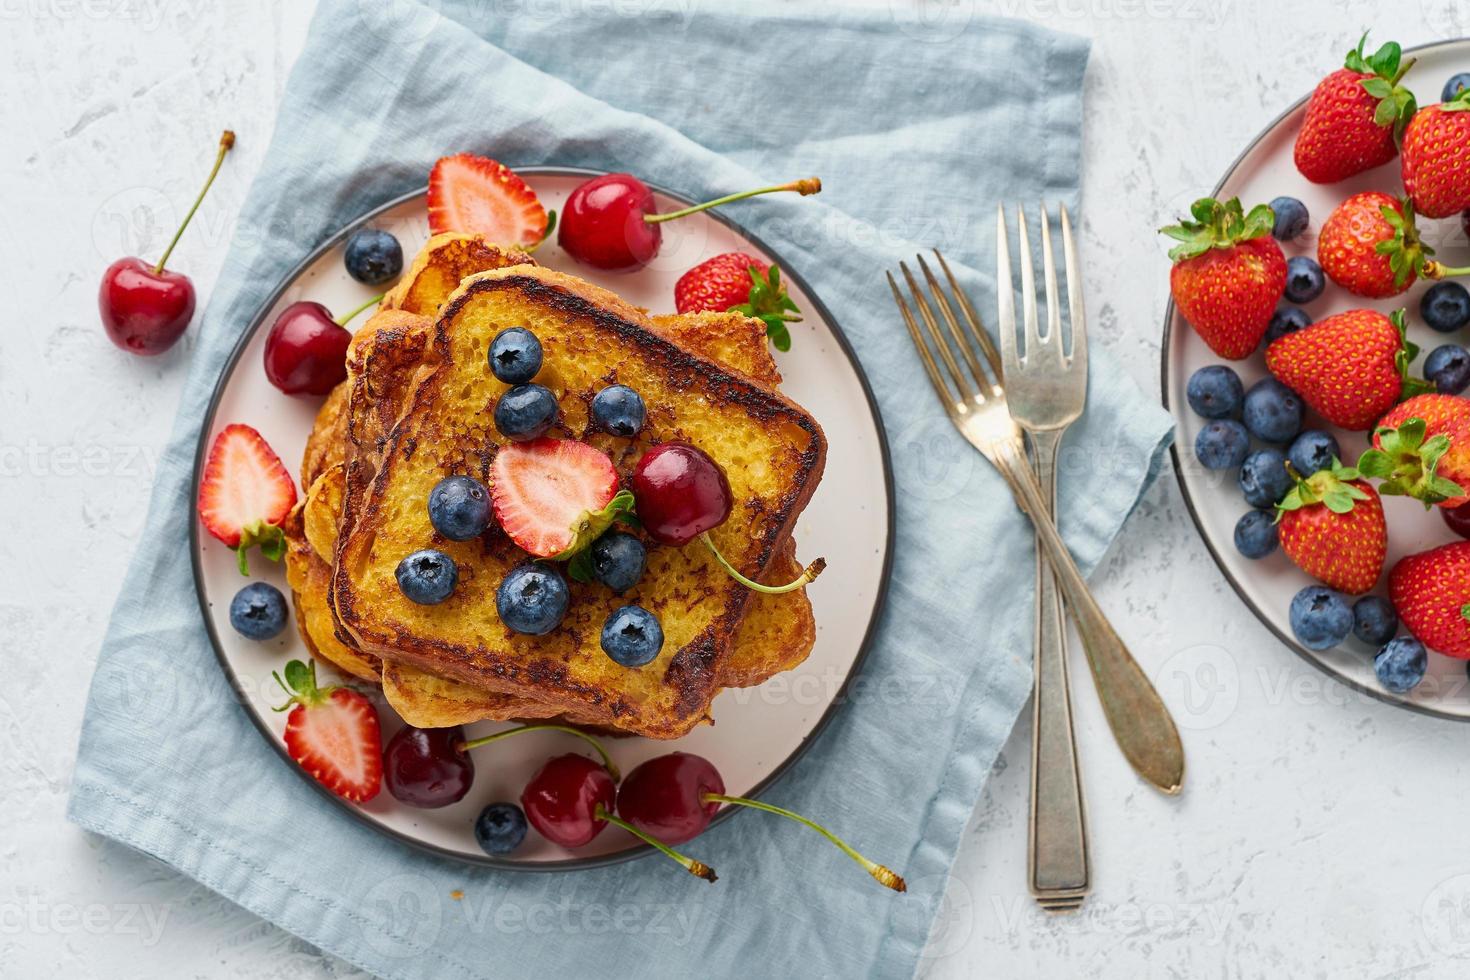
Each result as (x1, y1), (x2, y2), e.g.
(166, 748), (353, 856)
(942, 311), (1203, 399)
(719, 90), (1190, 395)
(331, 265), (826, 738)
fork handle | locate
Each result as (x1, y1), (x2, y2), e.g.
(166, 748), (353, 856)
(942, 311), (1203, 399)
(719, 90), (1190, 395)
(994, 439), (1185, 796)
(1027, 429), (1089, 905)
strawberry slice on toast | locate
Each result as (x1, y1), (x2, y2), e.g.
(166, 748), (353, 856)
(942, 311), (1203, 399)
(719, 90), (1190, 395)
(490, 438), (629, 559)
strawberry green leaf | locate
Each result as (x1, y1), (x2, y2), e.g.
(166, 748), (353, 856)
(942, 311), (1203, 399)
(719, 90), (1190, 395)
(235, 520), (287, 576)
(1159, 197), (1273, 261)
(553, 490), (637, 561)
(727, 264), (803, 350)
(1461, 603), (1470, 626)
(567, 548), (595, 584)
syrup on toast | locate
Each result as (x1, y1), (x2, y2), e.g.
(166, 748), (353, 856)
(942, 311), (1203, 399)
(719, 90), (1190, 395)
(331, 265), (826, 738)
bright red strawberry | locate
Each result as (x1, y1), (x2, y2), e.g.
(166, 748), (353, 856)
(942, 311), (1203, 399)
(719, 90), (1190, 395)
(1402, 90), (1470, 218)
(1161, 197), (1285, 360)
(1390, 541), (1470, 657)
(1361, 394), (1470, 507)
(490, 438), (626, 558)
(1275, 460), (1386, 595)
(1265, 308), (1428, 430)
(1317, 192), (1432, 298)
(274, 659), (382, 802)
(1293, 34), (1416, 184)
(197, 423), (298, 574)
(674, 252), (802, 352)
(427, 153), (548, 246)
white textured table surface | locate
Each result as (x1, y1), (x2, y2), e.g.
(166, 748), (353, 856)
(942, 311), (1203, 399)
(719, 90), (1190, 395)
(5, 2), (1468, 977)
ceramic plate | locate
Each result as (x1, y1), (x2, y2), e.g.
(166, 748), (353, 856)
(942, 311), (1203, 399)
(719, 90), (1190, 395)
(191, 167), (893, 866)
(1164, 40), (1470, 718)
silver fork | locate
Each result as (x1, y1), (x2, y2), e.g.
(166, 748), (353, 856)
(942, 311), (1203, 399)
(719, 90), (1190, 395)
(887, 219), (1185, 804)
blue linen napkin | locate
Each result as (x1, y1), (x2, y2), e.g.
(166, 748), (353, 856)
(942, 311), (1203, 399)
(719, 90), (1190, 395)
(68, 2), (1172, 977)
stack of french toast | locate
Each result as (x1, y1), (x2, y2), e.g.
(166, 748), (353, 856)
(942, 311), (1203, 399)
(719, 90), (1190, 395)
(282, 233), (826, 739)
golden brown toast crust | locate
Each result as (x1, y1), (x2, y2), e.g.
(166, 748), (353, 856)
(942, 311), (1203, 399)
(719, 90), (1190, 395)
(332, 266), (826, 738)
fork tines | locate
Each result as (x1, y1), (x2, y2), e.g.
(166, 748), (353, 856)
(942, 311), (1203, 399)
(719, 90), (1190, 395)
(995, 204), (1086, 378)
(886, 250), (1005, 408)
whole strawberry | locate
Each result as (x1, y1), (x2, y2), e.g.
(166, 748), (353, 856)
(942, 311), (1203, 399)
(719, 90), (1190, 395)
(1294, 34), (1416, 184)
(1265, 308), (1429, 430)
(1402, 89), (1470, 218)
(1390, 541), (1470, 658)
(1360, 394), (1470, 507)
(1161, 197), (1286, 360)
(674, 252), (802, 352)
(1275, 459), (1387, 594)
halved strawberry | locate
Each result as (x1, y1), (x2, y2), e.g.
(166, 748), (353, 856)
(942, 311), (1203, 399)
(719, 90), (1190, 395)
(490, 438), (627, 558)
(427, 153), (548, 247)
(274, 659), (382, 803)
(197, 423), (297, 575)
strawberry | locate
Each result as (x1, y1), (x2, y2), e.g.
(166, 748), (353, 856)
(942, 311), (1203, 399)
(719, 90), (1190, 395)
(1359, 394), (1470, 507)
(1264, 308), (1429, 430)
(197, 423), (298, 575)
(1402, 90), (1470, 218)
(673, 252), (802, 352)
(490, 438), (629, 558)
(427, 153), (548, 247)
(1293, 34), (1416, 184)
(273, 659), (382, 802)
(1390, 541), (1470, 658)
(1275, 459), (1386, 595)
(1160, 197), (1286, 360)
(1316, 192), (1467, 299)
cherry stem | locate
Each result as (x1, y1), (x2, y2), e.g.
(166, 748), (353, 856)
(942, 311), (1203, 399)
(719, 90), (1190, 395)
(703, 793), (905, 892)
(595, 805), (717, 883)
(644, 178), (822, 225)
(154, 130), (235, 274)
(698, 532), (825, 594)
(334, 292), (386, 326)
(459, 724), (620, 782)
(1426, 261), (1470, 280)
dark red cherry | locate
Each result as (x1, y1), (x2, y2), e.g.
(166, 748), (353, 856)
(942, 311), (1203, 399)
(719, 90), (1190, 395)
(1444, 501), (1470, 540)
(263, 301), (353, 395)
(631, 442), (732, 547)
(616, 751), (724, 845)
(558, 173), (660, 272)
(520, 753), (615, 848)
(382, 724), (474, 808)
(98, 131), (233, 356)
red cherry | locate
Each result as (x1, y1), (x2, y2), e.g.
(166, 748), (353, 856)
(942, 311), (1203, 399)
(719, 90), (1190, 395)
(631, 442), (733, 547)
(1444, 501), (1470, 540)
(98, 130), (233, 356)
(557, 173), (822, 272)
(616, 751), (724, 845)
(382, 724), (475, 808)
(521, 753), (616, 848)
(263, 301), (353, 395)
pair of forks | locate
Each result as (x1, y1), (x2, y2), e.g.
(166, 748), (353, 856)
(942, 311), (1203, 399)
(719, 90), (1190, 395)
(888, 206), (1184, 912)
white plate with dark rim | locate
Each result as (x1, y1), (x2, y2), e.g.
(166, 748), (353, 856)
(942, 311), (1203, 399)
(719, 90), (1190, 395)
(190, 166), (894, 868)
(1164, 39), (1470, 719)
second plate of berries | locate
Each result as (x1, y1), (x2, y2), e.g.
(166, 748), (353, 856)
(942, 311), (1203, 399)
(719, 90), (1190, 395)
(191, 164), (895, 872)
(1164, 37), (1470, 716)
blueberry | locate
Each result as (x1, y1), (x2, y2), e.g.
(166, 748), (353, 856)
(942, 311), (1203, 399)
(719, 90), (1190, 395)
(590, 531), (647, 593)
(496, 564), (570, 635)
(396, 549), (458, 605)
(229, 582), (288, 640)
(591, 384), (646, 437)
(1233, 510), (1278, 559)
(1195, 419), (1251, 470)
(1238, 449), (1292, 507)
(1444, 72), (1470, 102)
(474, 802), (528, 855)
(1269, 196), (1309, 241)
(1289, 586), (1353, 651)
(1422, 282), (1470, 333)
(343, 228), (403, 286)
(1186, 365), (1244, 419)
(1375, 637), (1427, 694)
(1283, 256), (1325, 304)
(1287, 430), (1340, 477)
(489, 327), (543, 384)
(600, 605), (664, 667)
(1351, 596), (1398, 647)
(1426, 344), (1470, 395)
(428, 475), (491, 541)
(494, 383), (558, 441)
(1242, 378), (1303, 444)
(1266, 306), (1311, 344)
